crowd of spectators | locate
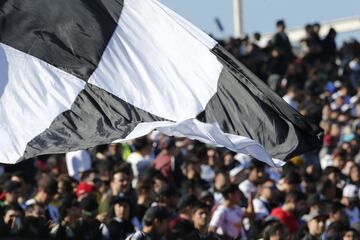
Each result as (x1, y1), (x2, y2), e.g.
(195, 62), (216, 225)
(0, 20), (359, 240)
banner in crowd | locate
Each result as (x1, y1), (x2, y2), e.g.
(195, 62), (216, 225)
(0, 0), (321, 165)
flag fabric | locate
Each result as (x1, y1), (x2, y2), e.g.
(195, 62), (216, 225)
(0, 0), (321, 165)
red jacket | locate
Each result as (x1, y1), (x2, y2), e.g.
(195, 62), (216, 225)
(270, 207), (299, 234)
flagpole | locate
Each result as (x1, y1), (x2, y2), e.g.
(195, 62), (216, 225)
(233, 0), (243, 38)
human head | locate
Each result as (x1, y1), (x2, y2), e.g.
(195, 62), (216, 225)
(133, 136), (152, 155)
(3, 204), (24, 234)
(191, 203), (210, 231)
(327, 202), (346, 223)
(214, 168), (229, 191)
(341, 184), (359, 208)
(142, 206), (170, 237)
(276, 20), (286, 32)
(112, 196), (131, 220)
(35, 176), (57, 205)
(221, 184), (241, 206)
(80, 195), (98, 219)
(177, 194), (198, 219)
(263, 221), (287, 240)
(248, 161), (266, 184)
(284, 191), (303, 212)
(279, 171), (301, 193)
(342, 228), (359, 240)
(76, 182), (95, 200)
(259, 179), (277, 202)
(111, 166), (132, 195)
(3, 181), (22, 205)
(303, 210), (327, 237)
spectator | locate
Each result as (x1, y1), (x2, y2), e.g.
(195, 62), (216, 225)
(103, 197), (135, 240)
(127, 136), (153, 186)
(239, 161), (266, 199)
(208, 184), (253, 239)
(301, 210), (327, 240)
(24, 175), (59, 224)
(270, 191), (302, 234)
(126, 206), (170, 240)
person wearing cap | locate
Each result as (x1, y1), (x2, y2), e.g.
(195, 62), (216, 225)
(102, 196), (135, 240)
(270, 191), (302, 235)
(167, 194), (198, 240)
(126, 206), (170, 240)
(341, 184), (360, 226)
(208, 184), (253, 239)
(76, 182), (95, 201)
(301, 210), (327, 240)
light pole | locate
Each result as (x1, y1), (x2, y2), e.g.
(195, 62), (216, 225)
(233, 0), (243, 38)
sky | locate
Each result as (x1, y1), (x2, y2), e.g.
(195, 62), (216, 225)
(161, 0), (360, 44)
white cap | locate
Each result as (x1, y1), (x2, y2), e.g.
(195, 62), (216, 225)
(343, 184), (359, 199)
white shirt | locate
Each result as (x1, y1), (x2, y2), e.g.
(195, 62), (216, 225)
(66, 150), (92, 180)
(253, 198), (270, 220)
(127, 152), (152, 186)
(239, 179), (257, 199)
(209, 205), (246, 239)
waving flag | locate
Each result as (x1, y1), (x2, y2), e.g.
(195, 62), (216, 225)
(0, 0), (321, 165)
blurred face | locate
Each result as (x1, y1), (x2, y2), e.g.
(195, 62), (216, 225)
(330, 124), (340, 137)
(215, 173), (228, 190)
(333, 156), (346, 169)
(261, 181), (276, 201)
(308, 218), (325, 236)
(192, 208), (209, 229)
(37, 190), (53, 204)
(229, 190), (241, 205)
(153, 179), (166, 194)
(207, 149), (219, 167)
(223, 153), (234, 166)
(330, 209), (345, 222)
(249, 167), (265, 183)
(114, 202), (130, 220)
(6, 189), (21, 204)
(185, 163), (200, 179)
(269, 231), (284, 240)
(343, 230), (357, 240)
(111, 172), (130, 194)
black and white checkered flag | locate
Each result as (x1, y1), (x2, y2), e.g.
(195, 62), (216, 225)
(0, 0), (321, 165)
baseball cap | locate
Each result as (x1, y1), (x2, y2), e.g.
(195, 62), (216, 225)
(343, 184), (359, 199)
(177, 194), (198, 210)
(302, 210), (328, 222)
(143, 206), (171, 224)
(76, 182), (95, 198)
